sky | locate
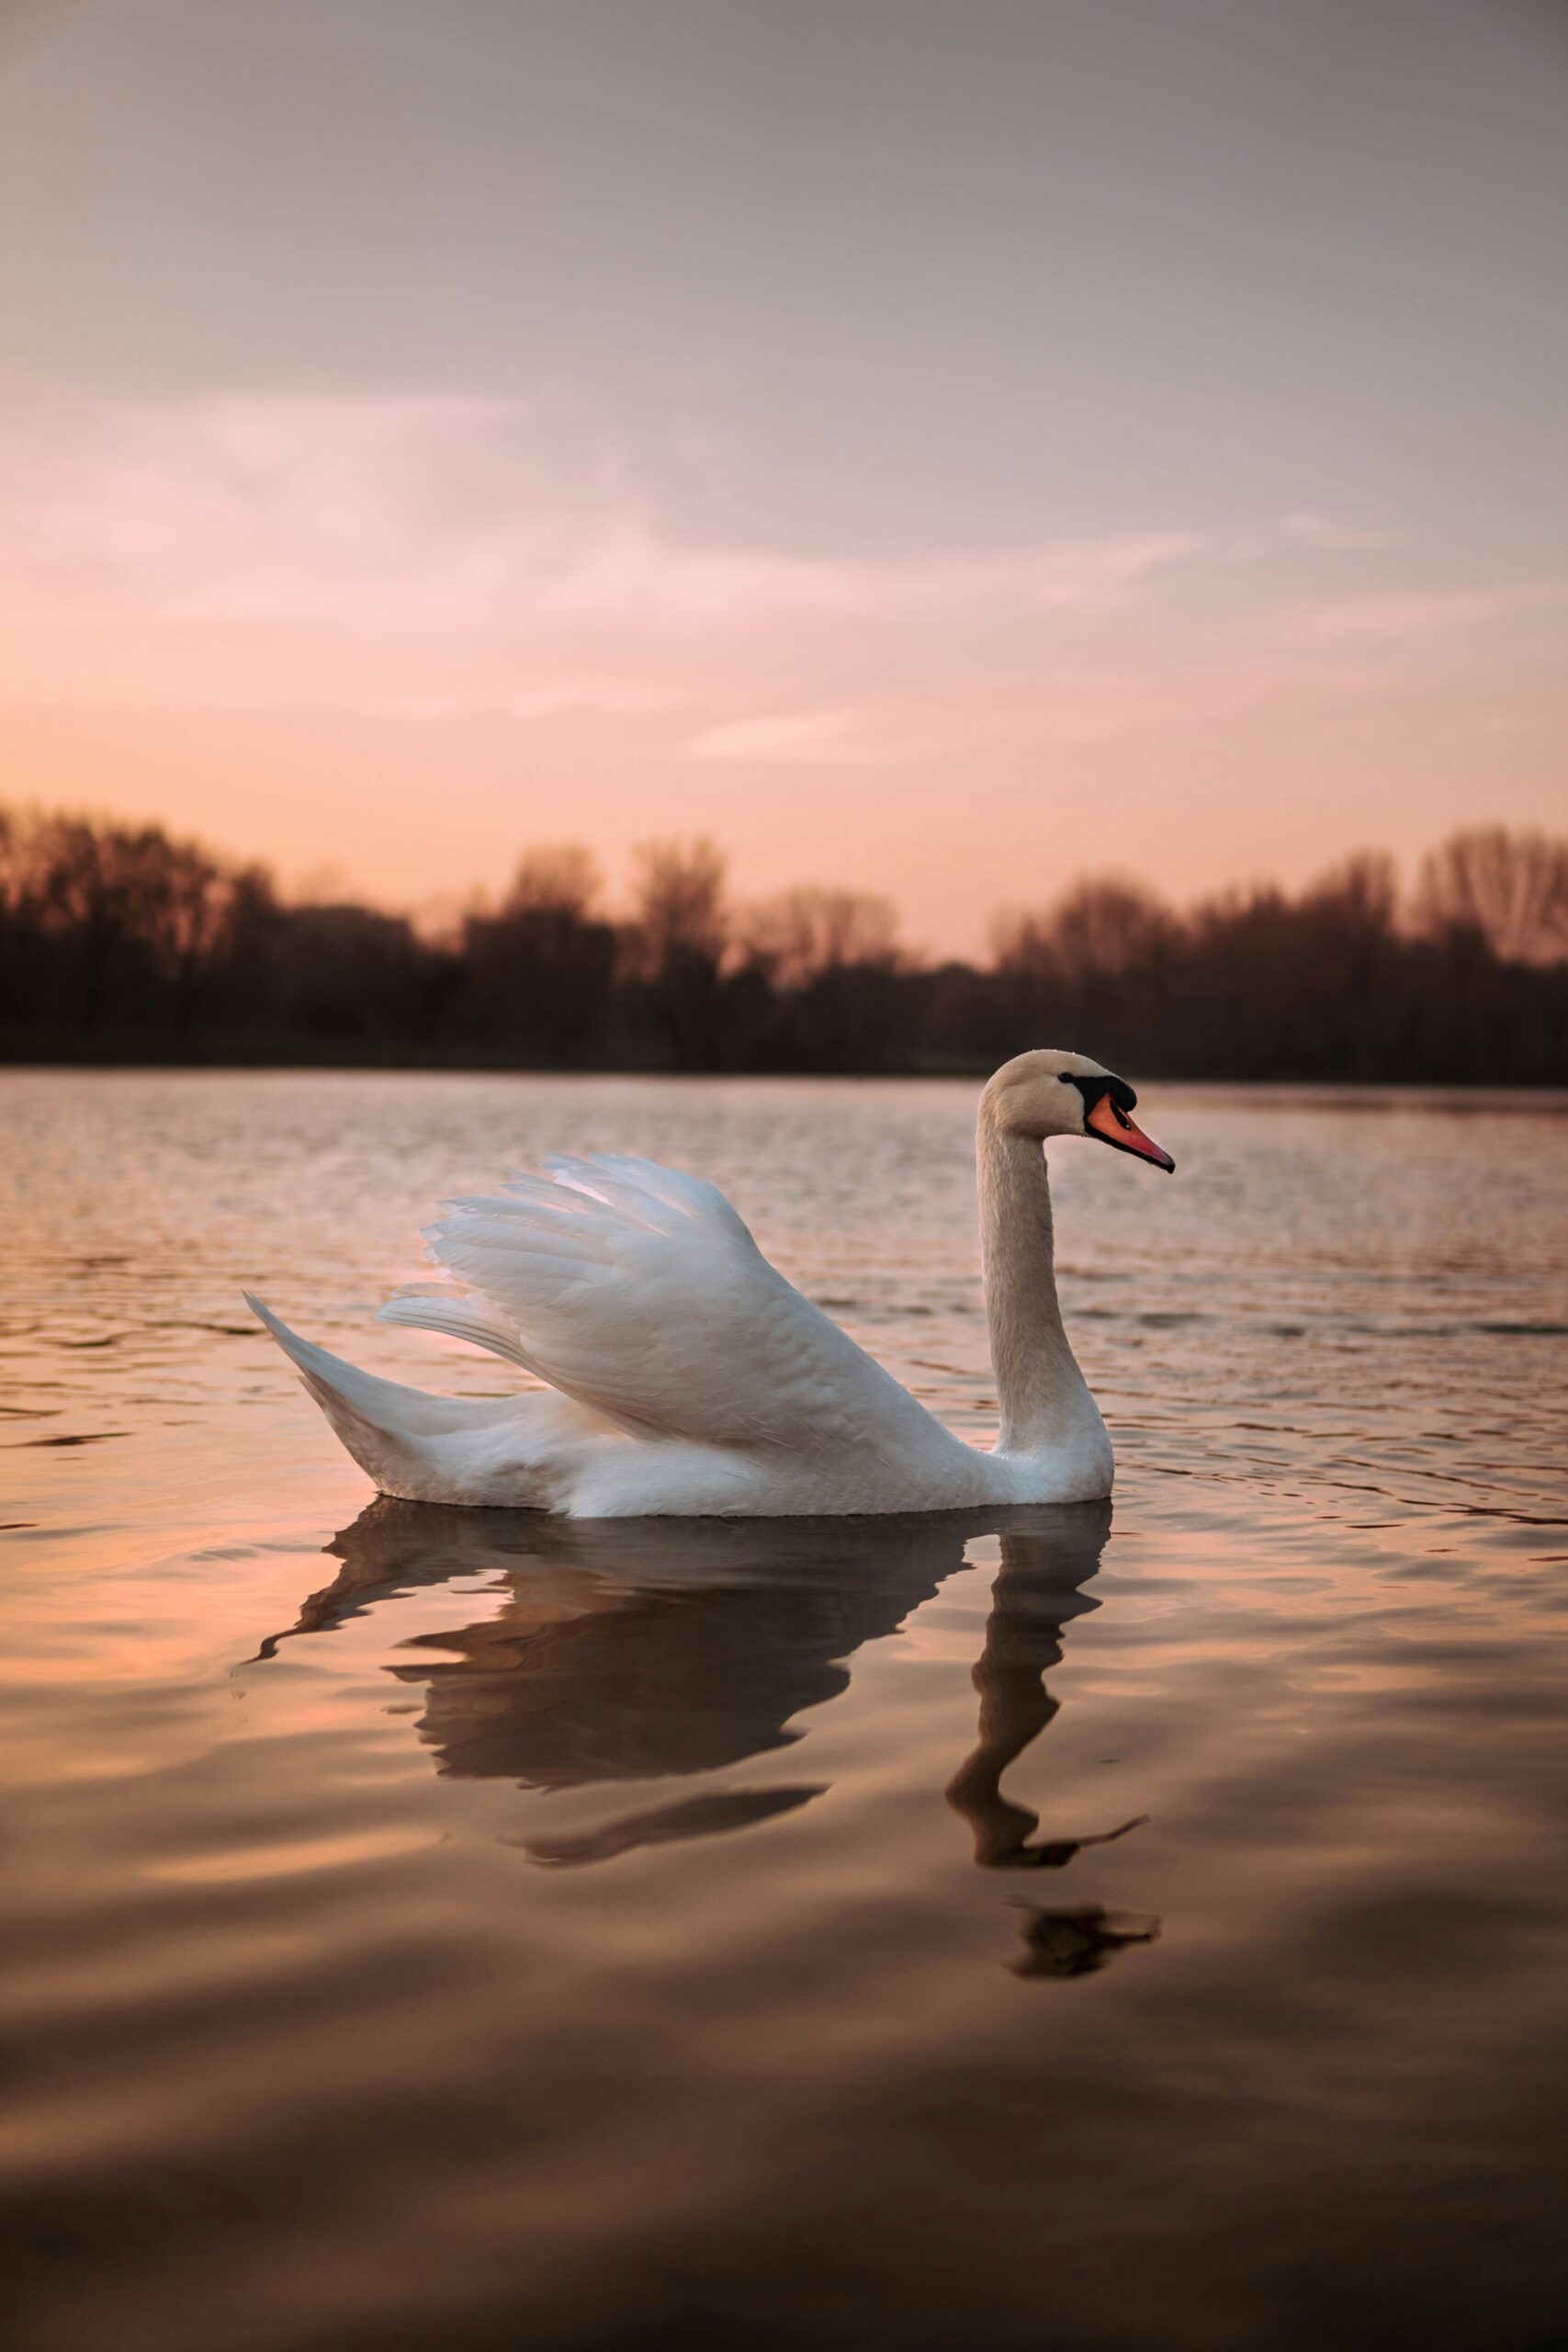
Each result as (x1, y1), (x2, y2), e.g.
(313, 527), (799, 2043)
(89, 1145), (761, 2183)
(0, 0), (1563, 954)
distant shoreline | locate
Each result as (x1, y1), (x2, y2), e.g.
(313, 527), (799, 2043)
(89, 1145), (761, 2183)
(4, 1050), (1566, 1095)
(6, 810), (1565, 1086)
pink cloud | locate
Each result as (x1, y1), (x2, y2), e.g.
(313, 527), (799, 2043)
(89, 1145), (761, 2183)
(0, 394), (1204, 635)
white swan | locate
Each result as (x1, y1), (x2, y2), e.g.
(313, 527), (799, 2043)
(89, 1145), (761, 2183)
(247, 1049), (1173, 1517)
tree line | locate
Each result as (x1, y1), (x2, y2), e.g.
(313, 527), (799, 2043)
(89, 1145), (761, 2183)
(1, 805), (1564, 1081)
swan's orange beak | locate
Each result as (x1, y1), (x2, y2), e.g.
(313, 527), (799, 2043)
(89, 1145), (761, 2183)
(1086, 1091), (1175, 1172)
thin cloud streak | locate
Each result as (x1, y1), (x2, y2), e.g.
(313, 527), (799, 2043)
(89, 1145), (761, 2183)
(0, 395), (1204, 633)
(1282, 582), (1568, 642)
(689, 662), (1400, 768)
(1279, 511), (1396, 552)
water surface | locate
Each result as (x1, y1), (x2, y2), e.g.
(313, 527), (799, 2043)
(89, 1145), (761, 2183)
(2, 1072), (1565, 2352)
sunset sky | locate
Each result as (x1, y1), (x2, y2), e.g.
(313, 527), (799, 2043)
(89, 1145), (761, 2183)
(0, 0), (1563, 953)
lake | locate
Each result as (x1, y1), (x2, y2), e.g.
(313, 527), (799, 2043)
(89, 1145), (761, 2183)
(2, 1070), (1565, 2352)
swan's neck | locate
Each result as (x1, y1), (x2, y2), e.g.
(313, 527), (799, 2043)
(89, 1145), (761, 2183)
(978, 1109), (1099, 1457)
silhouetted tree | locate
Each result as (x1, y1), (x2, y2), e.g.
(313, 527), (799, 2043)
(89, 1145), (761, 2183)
(1, 813), (240, 1035)
(736, 886), (907, 1069)
(457, 843), (616, 1064)
(623, 836), (733, 1068)
(1416, 827), (1568, 965)
(740, 886), (901, 990)
(266, 902), (443, 1046)
(990, 876), (1180, 1075)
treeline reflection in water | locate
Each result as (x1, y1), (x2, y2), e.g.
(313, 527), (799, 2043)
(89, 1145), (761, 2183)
(256, 1498), (1158, 1977)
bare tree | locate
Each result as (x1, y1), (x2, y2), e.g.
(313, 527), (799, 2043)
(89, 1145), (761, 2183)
(988, 907), (1061, 985)
(504, 843), (603, 921)
(1302, 850), (1399, 930)
(996, 876), (1179, 981)
(740, 886), (900, 989)
(625, 837), (728, 980)
(457, 842), (614, 1063)
(1416, 827), (1568, 965)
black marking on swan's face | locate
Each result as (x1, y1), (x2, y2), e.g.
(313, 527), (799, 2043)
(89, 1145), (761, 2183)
(1063, 1069), (1137, 1119)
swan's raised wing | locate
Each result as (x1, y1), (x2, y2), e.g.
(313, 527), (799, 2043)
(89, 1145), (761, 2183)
(412, 1154), (948, 1459)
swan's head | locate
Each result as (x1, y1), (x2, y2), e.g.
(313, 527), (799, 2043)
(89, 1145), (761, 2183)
(982, 1049), (1175, 1172)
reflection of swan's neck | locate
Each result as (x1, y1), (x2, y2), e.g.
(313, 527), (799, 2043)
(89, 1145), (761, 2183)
(978, 1109), (1099, 1457)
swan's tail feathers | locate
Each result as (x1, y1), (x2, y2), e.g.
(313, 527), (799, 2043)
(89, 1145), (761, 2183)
(243, 1293), (512, 1497)
(378, 1289), (535, 1374)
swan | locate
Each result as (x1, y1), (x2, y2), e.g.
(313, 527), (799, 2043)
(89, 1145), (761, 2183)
(246, 1048), (1173, 1516)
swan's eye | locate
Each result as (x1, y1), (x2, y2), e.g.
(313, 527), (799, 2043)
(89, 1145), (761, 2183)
(1057, 1072), (1072, 1083)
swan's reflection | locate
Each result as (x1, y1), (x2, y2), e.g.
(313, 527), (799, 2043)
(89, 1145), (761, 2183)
(941, 1511), (1158, 1973)
(945, 1510), (1134, 1865)
(276, 1501), (982, 1788)
(263, 1497), (1156, 1966)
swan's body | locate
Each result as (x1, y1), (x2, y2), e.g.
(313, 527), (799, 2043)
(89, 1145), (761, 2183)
(248, 1050), (1173, 1518)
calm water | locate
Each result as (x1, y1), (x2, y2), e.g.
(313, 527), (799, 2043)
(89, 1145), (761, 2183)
(2, 1071), (1565, 2352)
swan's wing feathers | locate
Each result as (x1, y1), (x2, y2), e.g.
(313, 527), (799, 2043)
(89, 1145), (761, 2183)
(533, 1154), (752, 1242)
(423, 1155), (940, 1454)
